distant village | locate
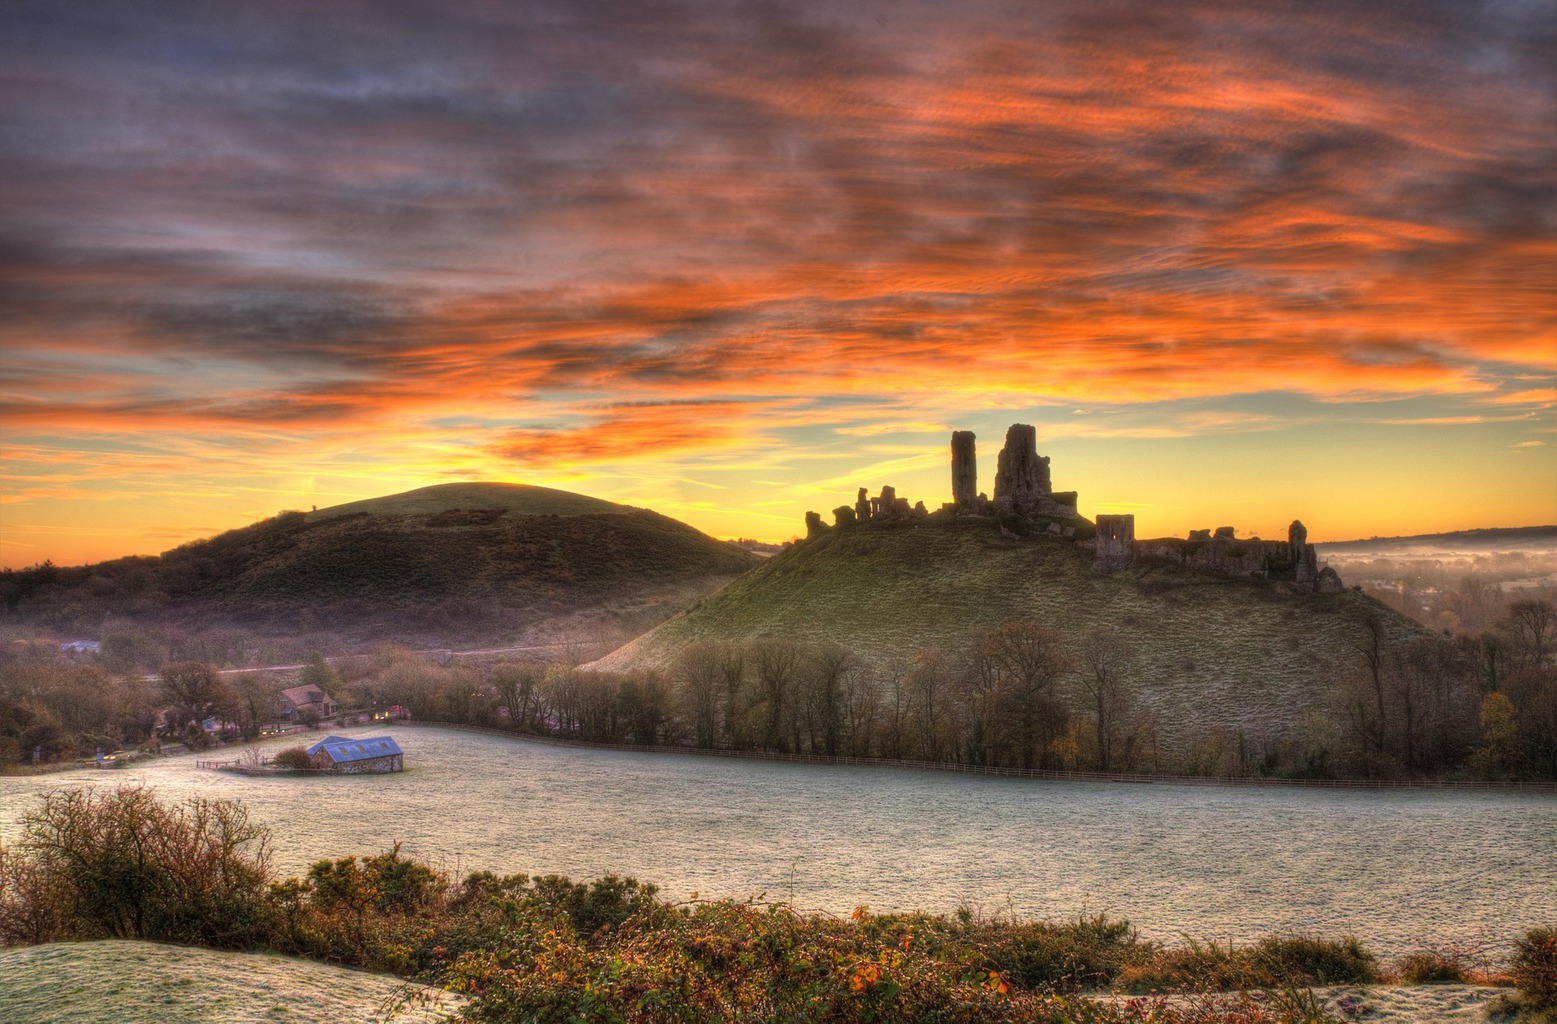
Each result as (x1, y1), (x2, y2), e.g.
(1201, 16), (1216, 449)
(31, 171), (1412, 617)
(805, 423), (1344, 593)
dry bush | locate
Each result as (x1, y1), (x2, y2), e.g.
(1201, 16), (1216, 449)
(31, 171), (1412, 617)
(271, 746), (314, 770)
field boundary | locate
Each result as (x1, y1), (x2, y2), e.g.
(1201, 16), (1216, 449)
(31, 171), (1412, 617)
(389, 721), (1557, 792)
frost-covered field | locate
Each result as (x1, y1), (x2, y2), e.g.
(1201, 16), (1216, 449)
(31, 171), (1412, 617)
(0, 941), (460, 1023)
(3, 725), (1553, 958)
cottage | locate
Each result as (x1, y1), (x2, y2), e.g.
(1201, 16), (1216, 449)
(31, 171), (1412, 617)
(281, 684), (338, 722)
(305, 735), (403, 773)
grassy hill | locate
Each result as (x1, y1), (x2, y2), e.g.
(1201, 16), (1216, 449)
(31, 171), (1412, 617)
(591, 520), (1429, 749)
(2, 483), (759, 647)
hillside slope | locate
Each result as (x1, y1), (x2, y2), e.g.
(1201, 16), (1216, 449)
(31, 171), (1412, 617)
(4, 483), (759, 646)
(591, 521), (1428, 748)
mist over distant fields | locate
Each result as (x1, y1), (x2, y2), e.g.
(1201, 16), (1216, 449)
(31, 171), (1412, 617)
(1318, 527), (1556, 634)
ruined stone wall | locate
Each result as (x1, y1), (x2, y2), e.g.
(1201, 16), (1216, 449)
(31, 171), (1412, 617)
(1136, 526), (1340, 591)
(1094, 514), (1136, 573)
(801, 424), (1342, 593)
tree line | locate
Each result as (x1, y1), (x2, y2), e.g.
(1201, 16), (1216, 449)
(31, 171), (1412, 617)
(4, 600), (1554, 782)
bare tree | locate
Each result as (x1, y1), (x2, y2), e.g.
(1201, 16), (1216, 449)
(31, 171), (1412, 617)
(908, 651), (952, 761)
(1347, 614), (1391, 768)
(984, 621), (1071, 770)
(719, 646), (748, 748)
(807, 645), (855, 756)
(1505, 599), (1556, 670)
(676, 644), (724, 748)
(492, 663), (540, 730)
(878, 656), (910, 759)
(752, 640), (799, 752)
(839, 658), (880, 756)
(1072, 631), (1136, 771)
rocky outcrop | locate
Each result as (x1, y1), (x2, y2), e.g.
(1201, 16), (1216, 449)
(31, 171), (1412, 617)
(1315, 566), (1344, 594)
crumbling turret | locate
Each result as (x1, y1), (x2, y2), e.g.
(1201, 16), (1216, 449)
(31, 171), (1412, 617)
(951, 431), (977, 511)
(1094, 514), (1136, 573)
(1288, 520), (1307, 563)
(993, 424), (1050, 514)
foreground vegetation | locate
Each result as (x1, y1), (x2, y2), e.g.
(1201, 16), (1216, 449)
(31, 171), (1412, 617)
(1, 787), (1554, 1023)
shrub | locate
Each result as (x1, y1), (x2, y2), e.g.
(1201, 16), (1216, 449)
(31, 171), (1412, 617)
(1, 786), (273, 947)
(1119, 934), (1378, 993)
(1251, 934), (1378, 986)
(1515, 928), (1557, 1010)
(1396, 948), (1471, 984)
(527, 873), (662, 938)
(977, 913), (1149, 991)
(271, 745), (314, 770)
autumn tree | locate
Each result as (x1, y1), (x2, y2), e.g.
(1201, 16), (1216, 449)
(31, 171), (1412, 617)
(839, 660), (880, 757)
(1469, 692), (1520, 779)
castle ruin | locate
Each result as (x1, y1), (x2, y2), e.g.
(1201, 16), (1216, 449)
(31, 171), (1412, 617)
(803, 424), (1341, 592)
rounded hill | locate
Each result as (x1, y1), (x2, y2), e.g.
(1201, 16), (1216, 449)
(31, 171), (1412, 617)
(6, 483), (760, 648)
(590, 520), (1428, 749)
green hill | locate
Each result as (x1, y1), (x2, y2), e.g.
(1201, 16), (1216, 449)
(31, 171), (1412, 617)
(3, 483), (759, 647)
(590, 520), (1429, 749)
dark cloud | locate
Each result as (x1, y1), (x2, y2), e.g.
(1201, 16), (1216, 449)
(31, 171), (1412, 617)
(0, 0), (1551, 446)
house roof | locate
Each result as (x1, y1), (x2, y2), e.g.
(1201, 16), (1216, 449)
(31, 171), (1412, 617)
(305, 735), (403, 763)
(281, 684), (332, 705)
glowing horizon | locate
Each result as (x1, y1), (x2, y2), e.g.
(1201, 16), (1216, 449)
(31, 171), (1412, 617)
(2, 0), (1553, 567)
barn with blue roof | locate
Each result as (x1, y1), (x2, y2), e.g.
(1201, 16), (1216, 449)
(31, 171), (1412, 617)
(306, 735), (404, 773)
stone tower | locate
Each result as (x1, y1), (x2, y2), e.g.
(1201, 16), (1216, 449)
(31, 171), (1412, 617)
(993, 423), (1051, 513)
(1094, 514), (1136, 573)
(951, 431), (977, 510)
(1288, 520), (1308, 563)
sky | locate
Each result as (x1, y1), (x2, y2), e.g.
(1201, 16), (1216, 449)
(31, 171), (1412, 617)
(2, 0), (1554, 567)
